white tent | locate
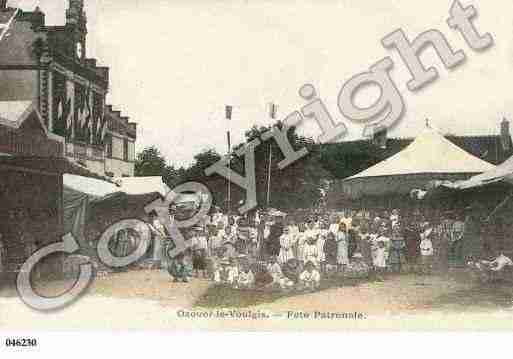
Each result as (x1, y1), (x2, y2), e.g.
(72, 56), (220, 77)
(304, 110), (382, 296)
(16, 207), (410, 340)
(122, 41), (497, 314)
(64, 174), (120, 198)
(342, 128), (495, 198)
(347, 128), (495, 180)
(439, 155), (513, 190)
(113, 176), (170, 196)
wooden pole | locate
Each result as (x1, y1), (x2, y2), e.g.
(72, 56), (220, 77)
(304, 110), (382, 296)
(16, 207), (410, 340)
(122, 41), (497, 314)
(266, 143), (272, 207)
(226, 105), (232, 214)
(266, 103), (277, 208)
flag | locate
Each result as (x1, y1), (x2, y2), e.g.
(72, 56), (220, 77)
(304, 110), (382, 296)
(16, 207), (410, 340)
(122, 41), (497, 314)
(225, 105), (232, 152)
(57, 100), (63, 122)
(82, 85), (92, 131)
(100, 118), (108, 143)
(269, 103), (278, 120)
(88, 116), (93, 144)
(78, 107), (85, 129)
(225, 105), (232, 120)
(65, 99), (73, 139)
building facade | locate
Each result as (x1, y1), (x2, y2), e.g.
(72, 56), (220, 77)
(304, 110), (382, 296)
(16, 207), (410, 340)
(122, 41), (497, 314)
(0, 0), (136, 178)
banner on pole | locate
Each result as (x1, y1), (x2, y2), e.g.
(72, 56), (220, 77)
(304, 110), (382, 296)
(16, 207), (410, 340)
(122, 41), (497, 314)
(225, 105), (232, 120)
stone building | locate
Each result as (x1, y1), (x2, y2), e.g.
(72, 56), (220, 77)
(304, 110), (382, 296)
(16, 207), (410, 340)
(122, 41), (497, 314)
(0, 0), (136, 178)
(0, 0), (136, 279)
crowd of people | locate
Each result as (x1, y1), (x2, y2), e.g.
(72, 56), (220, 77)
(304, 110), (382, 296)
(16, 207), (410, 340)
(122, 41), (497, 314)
(146, 206), (513, 290)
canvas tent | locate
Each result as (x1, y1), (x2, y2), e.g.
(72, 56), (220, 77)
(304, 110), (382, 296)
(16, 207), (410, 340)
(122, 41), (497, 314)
(434, 155), (513, 191)
(113, 176), (170, 197)
(63, 175), (165, 248)
(341, 128), (495, 199)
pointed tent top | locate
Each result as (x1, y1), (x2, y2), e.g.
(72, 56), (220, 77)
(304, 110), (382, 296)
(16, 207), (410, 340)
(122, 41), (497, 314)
(346, 128), (495, 180)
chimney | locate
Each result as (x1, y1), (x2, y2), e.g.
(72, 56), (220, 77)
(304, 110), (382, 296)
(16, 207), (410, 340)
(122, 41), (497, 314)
(30, 6), (45, 29)
(501, 117), (511, 151)
(373, 127), (388, 149)
(66, 0), (86, 30)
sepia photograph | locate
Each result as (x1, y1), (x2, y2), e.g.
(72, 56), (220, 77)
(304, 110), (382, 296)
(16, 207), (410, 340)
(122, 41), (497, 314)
(1, 0), (513, 355)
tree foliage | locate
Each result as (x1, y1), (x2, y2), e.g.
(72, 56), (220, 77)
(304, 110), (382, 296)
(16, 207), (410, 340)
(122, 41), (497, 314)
(134, 124), (332, 213)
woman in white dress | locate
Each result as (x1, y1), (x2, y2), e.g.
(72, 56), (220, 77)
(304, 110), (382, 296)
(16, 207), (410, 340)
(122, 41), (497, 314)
(336, 223), (349, 270)
(278, 227), (297, 264)
(295, 223), (307, 263)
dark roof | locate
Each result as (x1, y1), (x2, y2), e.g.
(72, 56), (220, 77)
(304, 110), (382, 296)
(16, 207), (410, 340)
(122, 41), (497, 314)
(317, 135), (513, 180)
(0, 156), (113, 181)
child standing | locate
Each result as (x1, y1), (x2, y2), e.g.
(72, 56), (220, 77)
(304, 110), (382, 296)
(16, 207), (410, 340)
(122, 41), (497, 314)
(373, 241), (387, 280)
(192, 229), (208, 278)
(420, 234), (434, 275)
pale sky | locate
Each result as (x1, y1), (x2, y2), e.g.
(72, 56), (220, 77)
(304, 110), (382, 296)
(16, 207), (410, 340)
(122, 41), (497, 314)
(11, 0), (513, 165)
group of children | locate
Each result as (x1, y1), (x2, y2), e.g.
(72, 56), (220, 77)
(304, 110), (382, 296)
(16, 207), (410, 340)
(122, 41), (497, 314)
(165, 208), (445, 289)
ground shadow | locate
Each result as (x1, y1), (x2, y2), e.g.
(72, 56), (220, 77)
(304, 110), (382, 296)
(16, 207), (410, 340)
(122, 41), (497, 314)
(194, 276), (380, 308)
(425, 280), (513, 312)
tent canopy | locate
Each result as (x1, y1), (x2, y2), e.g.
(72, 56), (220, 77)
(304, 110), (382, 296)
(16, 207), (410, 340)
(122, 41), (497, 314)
(64, 174), (120, 198)
(443, 155), (513, 190)
(339, 129), (495, 199)
(346, 128), (495, 180)
(113, 176), (170, 196)
(63, 176), (166, 246)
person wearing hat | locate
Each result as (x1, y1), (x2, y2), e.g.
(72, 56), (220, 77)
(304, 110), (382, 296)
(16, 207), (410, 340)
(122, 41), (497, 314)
(339, 210), (353, 231)
(299, 261), (321, 291)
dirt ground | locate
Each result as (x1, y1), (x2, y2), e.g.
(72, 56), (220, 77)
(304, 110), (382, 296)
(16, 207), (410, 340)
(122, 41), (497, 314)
(1, 269), (513, 330)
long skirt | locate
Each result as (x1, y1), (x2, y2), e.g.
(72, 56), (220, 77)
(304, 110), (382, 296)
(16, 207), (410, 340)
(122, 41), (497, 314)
(193, 250), (207, 270)
(337, 241), (349, 265)
(278, 248), (294, 264)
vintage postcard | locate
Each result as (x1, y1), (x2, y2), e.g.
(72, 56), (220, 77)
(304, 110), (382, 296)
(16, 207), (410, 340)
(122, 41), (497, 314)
(1, 0), (513, 346)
